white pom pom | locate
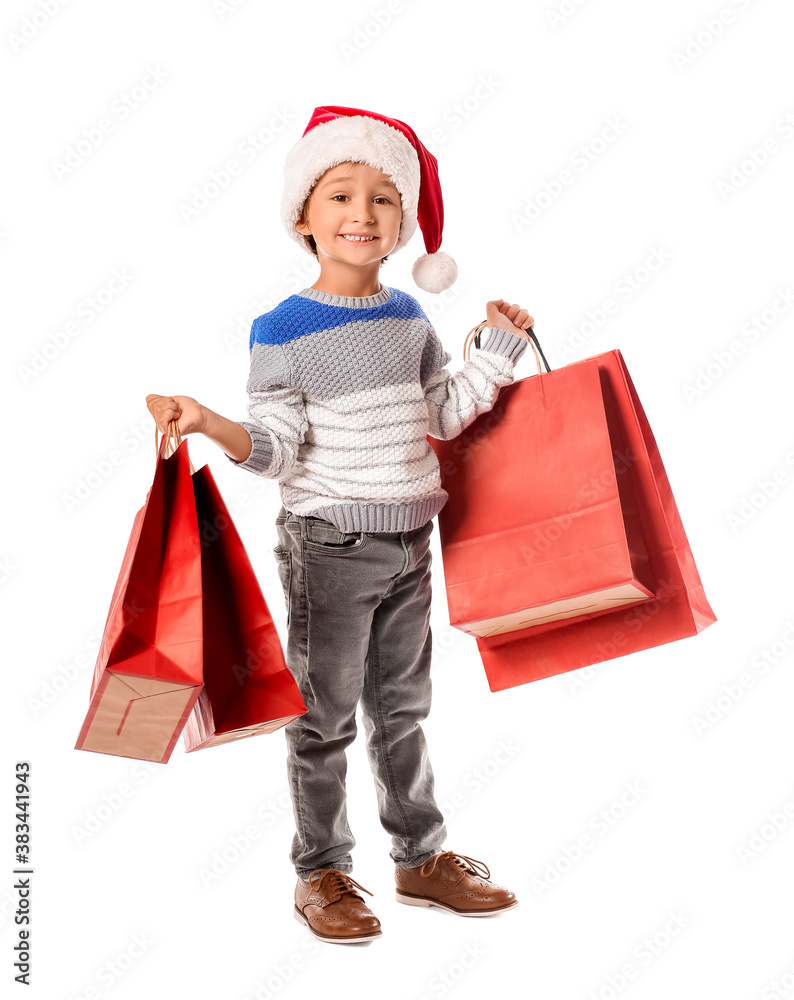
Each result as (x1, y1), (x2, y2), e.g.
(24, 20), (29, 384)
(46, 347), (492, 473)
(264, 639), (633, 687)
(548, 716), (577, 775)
(412, 251), (458, 293)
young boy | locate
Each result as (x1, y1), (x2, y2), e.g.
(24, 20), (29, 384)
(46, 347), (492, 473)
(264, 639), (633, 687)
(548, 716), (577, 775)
(147, 105), (534, 945)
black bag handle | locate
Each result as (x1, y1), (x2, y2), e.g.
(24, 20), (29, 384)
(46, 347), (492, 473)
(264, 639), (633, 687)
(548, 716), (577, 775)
(474, 324), (552, 373)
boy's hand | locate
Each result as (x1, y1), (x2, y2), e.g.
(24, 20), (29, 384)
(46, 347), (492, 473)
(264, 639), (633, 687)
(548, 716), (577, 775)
(145, 394), (207, 436)
(485, 299), (534, 339)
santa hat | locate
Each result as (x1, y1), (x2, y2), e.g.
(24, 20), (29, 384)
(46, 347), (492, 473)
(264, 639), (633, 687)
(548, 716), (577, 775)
(281, 105), (458, 294)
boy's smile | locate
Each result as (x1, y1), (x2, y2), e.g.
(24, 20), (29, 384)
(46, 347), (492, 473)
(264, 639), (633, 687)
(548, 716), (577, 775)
(295, 160), (402, 296)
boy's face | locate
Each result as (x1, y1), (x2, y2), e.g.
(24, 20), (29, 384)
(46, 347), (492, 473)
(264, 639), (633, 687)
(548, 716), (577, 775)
(295, 161), (402, 269)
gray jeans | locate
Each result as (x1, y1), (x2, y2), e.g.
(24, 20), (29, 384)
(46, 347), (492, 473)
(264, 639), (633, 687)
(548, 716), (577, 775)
(273, 504), (448, 879)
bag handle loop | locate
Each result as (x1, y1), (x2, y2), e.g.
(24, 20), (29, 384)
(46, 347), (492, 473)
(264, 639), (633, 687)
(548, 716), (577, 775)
(463, 320), (552, 375)
(154, 418), (196, 474)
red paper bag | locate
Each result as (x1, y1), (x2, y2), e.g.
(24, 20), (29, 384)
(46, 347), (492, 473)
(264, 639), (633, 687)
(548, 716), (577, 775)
(429, 353), (655, 639)
(182, 466), (306, 751)
(471, 348), (716, 691)
(75, 430), (204, 763)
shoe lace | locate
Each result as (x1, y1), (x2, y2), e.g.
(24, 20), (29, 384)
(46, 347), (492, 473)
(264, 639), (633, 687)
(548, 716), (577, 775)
(419, 850), (491, 882)
(307, 868), (374, 903)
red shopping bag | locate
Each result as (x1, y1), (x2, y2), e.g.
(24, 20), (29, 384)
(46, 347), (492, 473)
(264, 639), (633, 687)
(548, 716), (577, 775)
(75, 423), (204, 763)
(447, 339), (716, 692)
(429, 325), (656, 640)
(182, 466), (306, 751)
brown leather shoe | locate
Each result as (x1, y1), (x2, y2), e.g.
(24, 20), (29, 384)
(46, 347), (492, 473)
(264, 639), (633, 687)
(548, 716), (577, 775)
(294, 868), (382, 943)
(395, 850), (518, 916)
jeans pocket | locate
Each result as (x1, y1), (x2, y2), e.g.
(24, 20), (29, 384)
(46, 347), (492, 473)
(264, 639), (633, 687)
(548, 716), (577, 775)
(273, 548), (293, 626)
(305, 518), (367, 551)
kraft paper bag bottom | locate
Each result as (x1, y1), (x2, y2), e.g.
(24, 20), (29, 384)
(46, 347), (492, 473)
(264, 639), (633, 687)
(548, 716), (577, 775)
(76, 671), (202, 763)
(184, 715), (299, 751)
(464, 578), (655, 637)
(182, 667), (306, 752)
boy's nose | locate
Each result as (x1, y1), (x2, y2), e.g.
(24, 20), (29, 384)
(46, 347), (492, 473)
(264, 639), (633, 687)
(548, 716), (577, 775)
(350, 197), (375, 214)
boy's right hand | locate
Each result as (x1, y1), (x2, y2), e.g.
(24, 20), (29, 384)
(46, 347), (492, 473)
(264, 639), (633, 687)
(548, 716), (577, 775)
(145, 394), (207, 436)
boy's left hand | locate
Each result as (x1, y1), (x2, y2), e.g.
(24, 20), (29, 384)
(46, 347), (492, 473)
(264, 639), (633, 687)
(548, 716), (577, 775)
(485, 299), (534, 340)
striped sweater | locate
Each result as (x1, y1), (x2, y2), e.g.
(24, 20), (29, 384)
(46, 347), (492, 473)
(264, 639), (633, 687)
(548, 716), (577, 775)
(225, 283), (529, 533)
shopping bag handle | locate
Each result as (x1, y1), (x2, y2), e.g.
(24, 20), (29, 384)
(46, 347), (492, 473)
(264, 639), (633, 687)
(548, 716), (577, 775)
(464, 320), (552, 375)
(154, 417), (196, 474)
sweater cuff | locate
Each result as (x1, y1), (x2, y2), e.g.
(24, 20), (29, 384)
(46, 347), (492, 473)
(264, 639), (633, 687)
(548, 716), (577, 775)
(224, 420), (274, 475)
(478, 326), (530, 363)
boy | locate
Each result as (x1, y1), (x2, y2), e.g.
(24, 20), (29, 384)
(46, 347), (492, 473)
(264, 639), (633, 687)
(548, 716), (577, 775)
(147, 105), (534, 945)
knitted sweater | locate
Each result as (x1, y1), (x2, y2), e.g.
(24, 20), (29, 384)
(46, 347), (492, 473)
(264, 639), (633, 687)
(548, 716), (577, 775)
(225, 283), (529, 533)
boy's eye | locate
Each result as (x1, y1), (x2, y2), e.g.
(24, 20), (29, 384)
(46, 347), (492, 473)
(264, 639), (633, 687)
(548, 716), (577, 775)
(331, 195), (390, 203)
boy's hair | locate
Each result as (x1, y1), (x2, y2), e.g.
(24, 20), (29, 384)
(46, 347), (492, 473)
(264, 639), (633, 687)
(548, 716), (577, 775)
(298, 194), (389, 266)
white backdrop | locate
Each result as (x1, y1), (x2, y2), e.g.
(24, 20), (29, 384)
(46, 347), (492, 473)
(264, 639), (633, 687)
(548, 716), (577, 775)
(4, 1), (794, 997)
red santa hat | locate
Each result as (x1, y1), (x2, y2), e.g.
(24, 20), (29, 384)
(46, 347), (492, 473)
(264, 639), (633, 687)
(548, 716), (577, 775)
(281, 105), (458, 294)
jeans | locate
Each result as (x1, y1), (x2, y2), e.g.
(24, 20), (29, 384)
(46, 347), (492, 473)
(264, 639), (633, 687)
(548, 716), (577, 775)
(273, 504), (448, 879)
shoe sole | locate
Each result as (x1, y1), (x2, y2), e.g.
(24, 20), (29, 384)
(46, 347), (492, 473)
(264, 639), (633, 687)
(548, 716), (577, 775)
(293, 905), (382, 943)
(395, 890), (519, 916)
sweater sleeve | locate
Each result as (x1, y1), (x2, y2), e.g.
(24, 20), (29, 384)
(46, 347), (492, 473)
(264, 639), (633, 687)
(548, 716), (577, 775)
(225, 334), (308, 479)
(422, 324), (529, 441)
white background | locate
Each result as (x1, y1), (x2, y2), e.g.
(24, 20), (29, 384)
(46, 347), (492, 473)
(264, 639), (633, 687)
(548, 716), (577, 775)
(3, 1), (793, 998)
